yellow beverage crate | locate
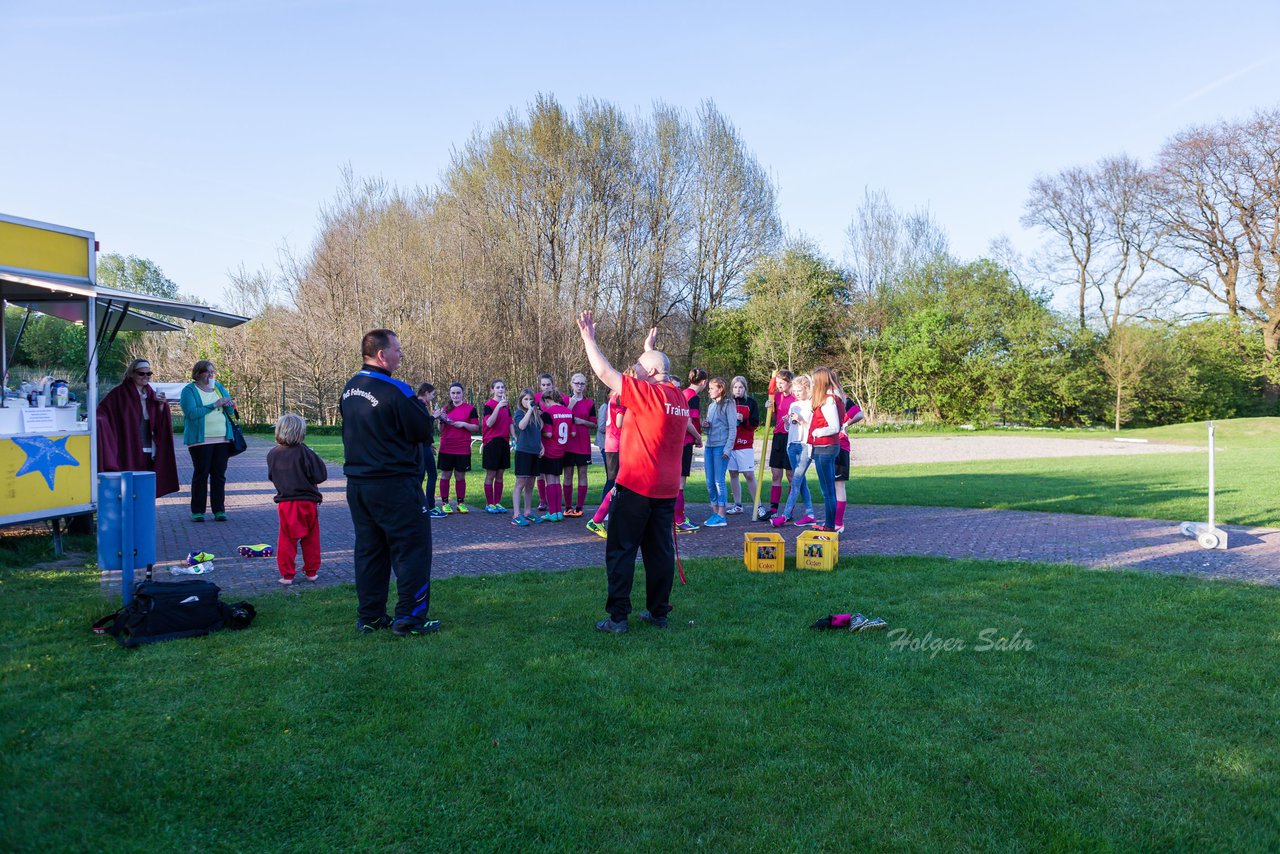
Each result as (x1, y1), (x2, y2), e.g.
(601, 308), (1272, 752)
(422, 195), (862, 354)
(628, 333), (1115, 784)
(796, 530), (839, 571)
(743, 532), (785, 573)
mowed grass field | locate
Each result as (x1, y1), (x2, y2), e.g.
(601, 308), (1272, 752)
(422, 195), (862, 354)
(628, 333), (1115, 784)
(845, 418), (1280, 527)
(300, 417), (1280, 527)
(3, 553), (1279, 850)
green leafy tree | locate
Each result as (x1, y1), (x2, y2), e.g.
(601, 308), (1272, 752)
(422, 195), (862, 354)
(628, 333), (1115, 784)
(877, 259), (1069, 425)
(740, 241), (849, 375)
(1099, 324), (1156, 430)
(96, 253), (179, 298)
(693, 306), (753, 383)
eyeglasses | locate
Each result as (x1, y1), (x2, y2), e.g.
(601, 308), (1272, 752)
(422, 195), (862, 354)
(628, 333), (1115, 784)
(135, 371), (153, 377)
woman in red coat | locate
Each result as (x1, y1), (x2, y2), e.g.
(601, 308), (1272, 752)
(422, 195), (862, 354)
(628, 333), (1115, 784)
(95, 358), (180, 497)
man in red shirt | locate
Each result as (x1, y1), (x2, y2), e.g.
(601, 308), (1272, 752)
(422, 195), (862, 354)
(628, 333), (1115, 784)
(577, 311), (689, 634)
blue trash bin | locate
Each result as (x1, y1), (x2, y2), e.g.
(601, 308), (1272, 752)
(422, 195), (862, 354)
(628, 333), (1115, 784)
(98, 472), (157, 605)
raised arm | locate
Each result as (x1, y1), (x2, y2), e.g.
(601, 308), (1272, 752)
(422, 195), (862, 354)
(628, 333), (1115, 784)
(577, 311), (623, 396)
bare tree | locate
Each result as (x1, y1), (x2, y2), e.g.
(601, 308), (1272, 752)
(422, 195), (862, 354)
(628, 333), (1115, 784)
(846, 188), (949, 298)
(686, 101), (782, 353)
(1022, 166), (1101, 330)
(1152, 108), (1280, 402)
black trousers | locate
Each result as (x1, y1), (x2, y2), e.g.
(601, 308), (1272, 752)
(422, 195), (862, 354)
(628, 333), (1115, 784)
(421, 447), (438, 509)
(347, 476), (434, 625)
(604, 485), (676, 622)
(188, 441), (230, 514)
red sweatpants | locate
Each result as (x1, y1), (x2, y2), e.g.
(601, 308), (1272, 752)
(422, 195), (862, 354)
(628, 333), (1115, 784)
(277, 500), (321, 579)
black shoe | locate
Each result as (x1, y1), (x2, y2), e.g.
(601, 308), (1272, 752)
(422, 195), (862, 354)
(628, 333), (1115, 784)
(392, 618), (441, 637)
(756, 506), (773, 522)
(595, 617), (628, 634)
(637, 610), (668, 629)
(357, 615), (394, 634)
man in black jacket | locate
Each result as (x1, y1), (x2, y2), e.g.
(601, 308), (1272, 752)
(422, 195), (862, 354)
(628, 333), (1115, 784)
(341, 329), (440, 636)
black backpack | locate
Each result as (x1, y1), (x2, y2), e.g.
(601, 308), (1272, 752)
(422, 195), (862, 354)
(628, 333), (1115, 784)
(93, 579), (254, 648)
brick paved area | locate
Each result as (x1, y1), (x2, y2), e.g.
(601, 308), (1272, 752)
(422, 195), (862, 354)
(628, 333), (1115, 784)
(101, 436), (1280, 600)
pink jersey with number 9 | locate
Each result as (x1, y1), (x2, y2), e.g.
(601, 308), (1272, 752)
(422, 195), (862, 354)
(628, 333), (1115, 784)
(540, 403), (573, 459)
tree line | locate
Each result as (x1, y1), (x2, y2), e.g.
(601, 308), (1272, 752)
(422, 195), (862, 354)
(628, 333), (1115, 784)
(10, 99), (1277, 429)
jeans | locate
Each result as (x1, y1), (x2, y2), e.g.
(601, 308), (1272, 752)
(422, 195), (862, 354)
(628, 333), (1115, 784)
(704, 445), (729, 507)
(781, 442), (813, 519)
(812, 446), (838, 527)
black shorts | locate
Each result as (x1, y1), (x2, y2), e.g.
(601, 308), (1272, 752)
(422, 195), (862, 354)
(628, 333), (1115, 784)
(562, 451), (592, 468)
(539, 455), (564, 477)
(603, 450), (619, 484)
(482, 438), (511, 471)
(835, 448), (850, 481)
(514, 451), (540, 478)
(437, 451), (472, 473)
(769, 433), (791, 470)
(681, 444), (694, 477)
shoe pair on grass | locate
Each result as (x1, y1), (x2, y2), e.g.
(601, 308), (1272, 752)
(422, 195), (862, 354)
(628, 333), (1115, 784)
(356, 615), (440, 636)
(595, 610), (668, 634)
(847, 614), (887, 632)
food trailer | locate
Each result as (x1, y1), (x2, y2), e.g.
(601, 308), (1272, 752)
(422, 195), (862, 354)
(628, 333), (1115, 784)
(0, 213), (248, 544)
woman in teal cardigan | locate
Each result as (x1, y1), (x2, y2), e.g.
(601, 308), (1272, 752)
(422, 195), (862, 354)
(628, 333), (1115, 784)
(179, 360), (237, 522)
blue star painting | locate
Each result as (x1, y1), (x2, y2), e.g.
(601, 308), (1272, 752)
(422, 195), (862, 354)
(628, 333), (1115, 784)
(13, 435), (81, 490)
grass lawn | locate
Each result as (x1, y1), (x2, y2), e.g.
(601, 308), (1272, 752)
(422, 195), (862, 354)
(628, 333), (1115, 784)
(845, 418), (1280, 527)
(2, 553), (1278, 850)
(295, 418), (1280, 527)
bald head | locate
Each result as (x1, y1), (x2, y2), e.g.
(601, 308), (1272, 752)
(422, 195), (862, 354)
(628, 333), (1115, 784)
(637, 349), (669, 383)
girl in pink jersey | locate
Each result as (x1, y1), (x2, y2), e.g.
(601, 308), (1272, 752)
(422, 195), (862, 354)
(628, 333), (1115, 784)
(807, 367), (846, 532)
(832, 372), (865, 534)
(561, 372), (596, 517)
(726, 375), (760, 514)
(534, 373), (566, 511)
(765, 369), (796, 520)
(481, 379), (514, 513)
(585, 385), (626, 538)
(674, 368), (709, 533)
(538, 387), (574, 522)
(437, 381), (480, 514)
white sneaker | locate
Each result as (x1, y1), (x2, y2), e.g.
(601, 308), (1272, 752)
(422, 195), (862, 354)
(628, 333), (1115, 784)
(726, 505), (743, 515)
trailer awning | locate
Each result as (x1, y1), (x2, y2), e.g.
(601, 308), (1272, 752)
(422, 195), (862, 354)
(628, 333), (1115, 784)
(0, 276), (250, 331)
(94, 285), (250, 328)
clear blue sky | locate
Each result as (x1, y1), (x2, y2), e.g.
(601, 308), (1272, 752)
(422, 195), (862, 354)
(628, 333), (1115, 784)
(3, 0), (1278, 308)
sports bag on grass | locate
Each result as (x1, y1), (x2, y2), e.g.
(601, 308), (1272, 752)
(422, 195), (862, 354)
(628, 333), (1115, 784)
(93, 579), (235, 648)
